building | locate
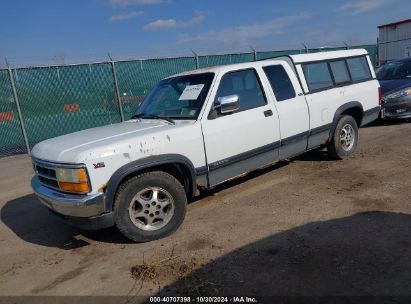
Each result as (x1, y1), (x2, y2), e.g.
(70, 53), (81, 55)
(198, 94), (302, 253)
(378, 18), (411, 65)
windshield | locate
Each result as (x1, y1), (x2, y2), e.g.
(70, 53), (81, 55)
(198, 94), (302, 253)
(376, 60), (411, 80)
(134, 73), (214, 120)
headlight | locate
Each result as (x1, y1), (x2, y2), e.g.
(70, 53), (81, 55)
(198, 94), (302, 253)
(383, 87), (411, 102)
(55, 168), (90, 193)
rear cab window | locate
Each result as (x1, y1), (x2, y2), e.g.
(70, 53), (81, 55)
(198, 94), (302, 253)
(263, 65), (296, 101)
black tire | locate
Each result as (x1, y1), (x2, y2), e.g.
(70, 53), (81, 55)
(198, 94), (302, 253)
(327, 115), (359, 159)
(114, 171), (187, 242)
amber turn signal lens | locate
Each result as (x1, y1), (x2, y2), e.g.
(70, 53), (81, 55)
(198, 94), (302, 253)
(77, 168), (88, 182)
(58, 182), (89, 193)
(55, 167), (90, 193)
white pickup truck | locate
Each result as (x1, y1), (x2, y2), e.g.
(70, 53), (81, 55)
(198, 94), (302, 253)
(31, 49), (380, 242)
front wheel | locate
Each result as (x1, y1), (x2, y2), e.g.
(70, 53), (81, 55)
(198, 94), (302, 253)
(327, 115), (359, 159)
(114, 171), (187, 242)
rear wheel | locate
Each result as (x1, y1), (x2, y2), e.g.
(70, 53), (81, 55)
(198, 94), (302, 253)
(114, 171), (187, 242)
(327, 115), (359, 159)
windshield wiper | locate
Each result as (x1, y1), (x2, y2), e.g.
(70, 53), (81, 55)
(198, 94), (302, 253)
(131, 113), (175, 125)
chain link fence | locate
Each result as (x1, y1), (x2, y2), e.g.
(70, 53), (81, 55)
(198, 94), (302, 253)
(0, 44), (377, 157)
(0, 70), (27, 155)
(115, 56), (197, 120)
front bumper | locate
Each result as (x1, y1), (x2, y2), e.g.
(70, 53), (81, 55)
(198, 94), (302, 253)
(381, 98), (411, 119)
(31, 176), (114, 230)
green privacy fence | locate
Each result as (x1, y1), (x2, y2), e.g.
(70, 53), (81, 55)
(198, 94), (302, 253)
(0, 44), (377, 157)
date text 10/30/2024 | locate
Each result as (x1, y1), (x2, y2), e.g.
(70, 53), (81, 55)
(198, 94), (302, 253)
(149, 296), (258, 303)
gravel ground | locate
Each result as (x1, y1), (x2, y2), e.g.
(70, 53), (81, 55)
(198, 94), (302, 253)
(0, 120), (410, 300)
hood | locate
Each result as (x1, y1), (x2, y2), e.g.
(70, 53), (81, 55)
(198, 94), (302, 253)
(379, 78), (411, 96)
(31, 119), (183, 163)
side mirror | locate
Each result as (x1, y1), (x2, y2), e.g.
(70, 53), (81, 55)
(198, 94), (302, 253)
(216, 94), (240, 114)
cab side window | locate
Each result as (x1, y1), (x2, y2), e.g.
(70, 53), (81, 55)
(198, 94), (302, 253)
(215, 69), (266, 112)
(263, 65), (296, 101)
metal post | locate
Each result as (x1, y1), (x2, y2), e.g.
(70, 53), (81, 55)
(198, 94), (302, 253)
(191, 49), (199, 69)
(250, 46), (257, 61)
(6, 60), (31, 155)
(302, 43), (308, 54)
(342, 41), (349, 50)
(108, 54), (125, 122)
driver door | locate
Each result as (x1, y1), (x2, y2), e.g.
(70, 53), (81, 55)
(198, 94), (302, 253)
(201, 68), (280, 186)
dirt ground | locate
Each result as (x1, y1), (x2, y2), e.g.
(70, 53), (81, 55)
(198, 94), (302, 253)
(0, 120), (410, 300)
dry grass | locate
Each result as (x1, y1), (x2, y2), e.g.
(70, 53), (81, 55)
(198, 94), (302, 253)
(128, 253), (219, 298)
(176, 274), (219, 296)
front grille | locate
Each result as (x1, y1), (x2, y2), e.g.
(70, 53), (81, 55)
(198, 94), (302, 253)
(384, 104), (411, 115)
(35, 165), (56, 179)
(38, 175), (59, 189)
(33, 161), (60, 191)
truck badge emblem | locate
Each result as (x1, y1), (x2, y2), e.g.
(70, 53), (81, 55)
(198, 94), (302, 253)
(93, 162), (105, 169)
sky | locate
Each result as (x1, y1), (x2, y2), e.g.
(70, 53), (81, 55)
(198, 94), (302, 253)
(0, 0), (409, 66)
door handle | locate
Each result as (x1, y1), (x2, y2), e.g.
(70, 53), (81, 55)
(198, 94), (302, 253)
(264, 110), (273, 117)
